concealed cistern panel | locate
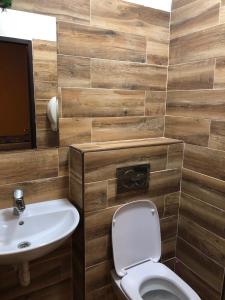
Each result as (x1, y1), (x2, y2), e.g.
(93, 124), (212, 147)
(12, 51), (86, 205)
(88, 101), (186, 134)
(116, 164), (150, 194)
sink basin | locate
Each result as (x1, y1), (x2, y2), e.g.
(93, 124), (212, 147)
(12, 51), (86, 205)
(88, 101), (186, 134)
(0, 199), (79, 264)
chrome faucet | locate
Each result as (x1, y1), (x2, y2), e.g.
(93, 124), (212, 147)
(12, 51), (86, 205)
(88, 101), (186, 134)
(13, 189), (25, 216)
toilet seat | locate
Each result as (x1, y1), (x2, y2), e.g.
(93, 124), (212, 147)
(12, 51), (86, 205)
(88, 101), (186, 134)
(111, 200), (201, 300)
(120, 261), (200, 300)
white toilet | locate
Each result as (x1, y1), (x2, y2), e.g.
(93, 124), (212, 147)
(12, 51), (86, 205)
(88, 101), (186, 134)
(111, 200), (201, 300)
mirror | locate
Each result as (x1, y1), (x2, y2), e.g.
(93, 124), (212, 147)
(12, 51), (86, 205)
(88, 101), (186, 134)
(0, 9), (57, 150)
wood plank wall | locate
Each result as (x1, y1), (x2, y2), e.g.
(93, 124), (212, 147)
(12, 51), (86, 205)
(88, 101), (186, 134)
(13, 0), (170, 147)
(165, 1), (225, 299)
(0, 0), (170, 299)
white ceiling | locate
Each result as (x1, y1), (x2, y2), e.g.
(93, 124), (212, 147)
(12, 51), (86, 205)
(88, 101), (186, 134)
(124, 0), (172, 12)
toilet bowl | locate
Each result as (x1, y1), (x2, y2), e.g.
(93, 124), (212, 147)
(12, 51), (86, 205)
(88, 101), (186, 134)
(111, 200), (201, 300)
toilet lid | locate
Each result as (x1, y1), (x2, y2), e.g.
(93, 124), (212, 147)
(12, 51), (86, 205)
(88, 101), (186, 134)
(112, 200), (161, 277)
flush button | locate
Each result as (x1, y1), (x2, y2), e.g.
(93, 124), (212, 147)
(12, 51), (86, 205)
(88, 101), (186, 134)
(116, 164), (150, 194)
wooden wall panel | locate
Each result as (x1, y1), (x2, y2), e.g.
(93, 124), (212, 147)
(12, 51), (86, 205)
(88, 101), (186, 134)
(58, 55), (91, 88)
(61, 88), (145, 118)
(170, 0), (220, 39)
(13, 0), (90, 24)
(91, 0), (170, 40)
(214, 58), (225, 88)
(165, 116), (210, 146)
(91, 59), (168, 91)
(209, 120), (225, 151)
(167, 90), (225, 119)
(145, 91), (166, 116)
(0, 149), (58, 185)
(168, 59), (215, 90)
(58, 22), (146, 63)
(7, 1), (171, 299)
(170, 24), (225, 65)
(184, 144), (225, 181)
(182, 168), (225, 211)
(91, 117), (164, 142)
(59, 118), (92, 146)
(168, 2), (225, 298)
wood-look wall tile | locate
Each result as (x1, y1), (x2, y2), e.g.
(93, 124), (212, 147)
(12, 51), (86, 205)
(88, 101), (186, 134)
(145, 91), (166, 116)
(214, 58), (225, 88)
(36, 129), (58, 148)
(86, 206), (118, 241)
(178, 216), (225, 267)
(0, 149), (58, 185)
(167, 90), (225, 120)
(13, 0), (90, 24)
(61, 88), (145, 118)
(26, 280), (73, 300)
(220, 5), (225, 24)
(184, 144), (225, 181)
(33, 60), (57, 82)
(163, 258), (176, 271)
(86, 284), (115, 300)
(165, 116), (210, 146)
(161, 238), (176, 260)
(85, 235), (111, 267)
(180, 193), (225, 239)
(0, 176), (68, 209)
(168, 59), (215, 90)
(167, 143), (184, 169)
(161, 215), (178, 240)
(58, 147), (69, 176)
(182, 168), (225, 211)
(59, 118), (91, 146)
(172, 0), (196, 10)
(147, 39), (169, 65)
(164, 192), (180, 217)
(91, 59), (167, 91)
(84, 181), (108, 212)
(170, 24), (225, 65)
(91, 0), (170, 40)
(107, 179), (164, 217)
(32, 40), (57, 61)
(58, 22), (146, 63)
(32, 40), (57, 82)
(91, 116), (164, 142)
(209, 120), (225, 151)
(171, 0), (220, 39)
(0, 244), (72, 300)
(58, 55), (90, 88)
(176, 260), (221, 300)
(35, 81), (57, 100)
(84, 145), (168, 183)
(177, 237), (224, 293)
(86, 260), (113, 294)
(149, 169), (181, 197)
(69, 148), (83, 209)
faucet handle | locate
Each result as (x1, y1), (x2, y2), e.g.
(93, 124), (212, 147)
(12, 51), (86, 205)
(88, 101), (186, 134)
(14, 189), (24, 199)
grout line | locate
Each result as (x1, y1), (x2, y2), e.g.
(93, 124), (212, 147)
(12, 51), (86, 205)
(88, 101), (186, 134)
(177, 235), (225, 271)
(58, 53), (167, 68)
(213, 58), (217, 89)
(182, 191), (225, 213)
(175, 141), (185, 258)
(183, 166), (225, 183)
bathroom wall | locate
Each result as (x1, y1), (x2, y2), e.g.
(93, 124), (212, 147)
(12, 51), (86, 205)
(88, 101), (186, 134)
(166, 1), (225, 299)
(0, 39), (72, 300)
(0, 0), (170, 299)
(13, 0), (170, 147)
(70, 138), (183, 299)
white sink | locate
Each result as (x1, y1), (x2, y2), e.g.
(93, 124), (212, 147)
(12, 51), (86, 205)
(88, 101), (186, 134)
(0, 199), (79, 265)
